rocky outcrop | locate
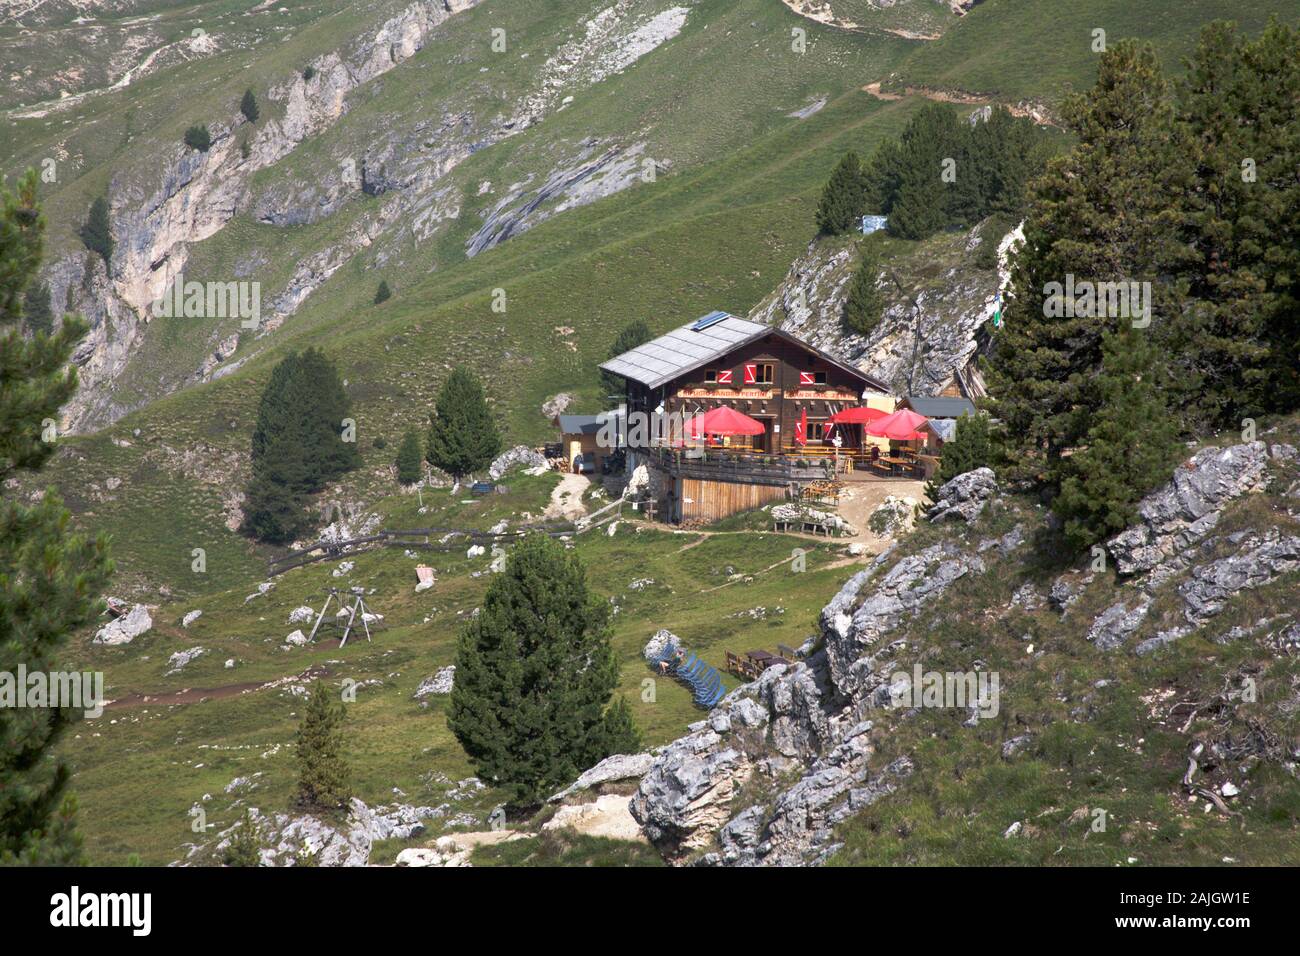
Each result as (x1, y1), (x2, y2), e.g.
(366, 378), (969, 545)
(1085, 600), (1151, 651)
(413, 666), (456, 702)
(488, 445), (549, 479)
(1179, 532), (1300, 626)
(93, 604), (153, 645)
(549, 752), (657, 803)
(926, 467), (996, 523)
(1107, 442), (1293, 579)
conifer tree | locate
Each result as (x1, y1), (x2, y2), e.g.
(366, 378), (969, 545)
(22, 281), (53, 336)
(1053, 327), (1182, 550)
(223, 807), (262, 867)
(924, 412), (993, 501)
(815, 152), (870, 235)
(294, 681), (351, 812)
(841, 238), (885, 336)
(240, 89), (260, 124)
(449, 534), (638, 808)
(184, 125), (212, 152)
(373, 279), (391, 305)
(887, 103), (963, 240)
(600, 318), (651, 400)
(395, 428), (423, 485)
(984, 40), (1196, 492)
(426, 368), (501, 478)
(79, 196), (113, 265)
(1, 170), (112, 865)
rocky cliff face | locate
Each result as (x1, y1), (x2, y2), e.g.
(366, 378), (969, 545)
(748, 220), (1021, 398)
(628, 429), (1300, 865)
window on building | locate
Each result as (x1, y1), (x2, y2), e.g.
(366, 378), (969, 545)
(703, 369), (717, 383)
(813, 371), (827, 385)
(809, 421), (827, 441)
(756, 363), (774, 384)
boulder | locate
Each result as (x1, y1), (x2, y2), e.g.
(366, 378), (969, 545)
(643, 628), (679, 663)
(1179, 533), (1300, 625)
(94, 604), (153, 645)
(288, 605), (315, 624)
(488, 445), (548, 480)
(926, 468), (996, 523)
(549, 752), (656, 802)
(413, 666), (455, 702)
(166, 647), (206, 674)
(542, 793), (646, 842)
(1085, 600), (1152, 651)
(182, 609), (203, 628)
(285, 630), (309, 646)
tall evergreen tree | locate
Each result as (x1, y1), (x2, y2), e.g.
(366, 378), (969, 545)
(242, 349), (359, 543)
(600, 318), (652, 401)
(1, 169), (112, 865)
(1053, 327), (1183, 550)
(78, 197), (113, 266)
(924, 412), (993, 501)
(1178, 19), (1300, 423)
(841, 238), (885, 336)
(449, 534), (638, 808)
(426, 368), (501, 478)
(240, 89), (260, 124)
(22, 280), (53, 337)
(887, 103), (963, 240)
(394, 427), (423, 485)
(984, 40), (1197, 492)
(373, 279), (391, 305)
(815, 151), (870, 235)
(294, 681), (351, 812)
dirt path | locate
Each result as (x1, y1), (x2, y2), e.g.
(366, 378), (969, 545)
(779, 1), (941, 40)
(104, 666), (330, 711)
(545, 473), (591, 522)
(862, 81), (1059, 126)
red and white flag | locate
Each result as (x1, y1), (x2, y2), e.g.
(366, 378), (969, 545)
(795, 408), (808, 446)
(743, 363), (757, 384)
(716, 369), (733, 384)
(798, 371), (815, 386)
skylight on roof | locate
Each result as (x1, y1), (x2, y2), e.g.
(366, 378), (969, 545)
(690, 310), (731, 332)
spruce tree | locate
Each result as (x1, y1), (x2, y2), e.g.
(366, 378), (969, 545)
(79, 197), (113, 265)
(426, 368), (501, 478)
(294, 681), (351, 812)
(373, 279), (391, 305)
(184, 125), (212, 151)
(887, 103), (963, 241)
(984, 40), (1196, 492)
(815, 152), (870, 235)
(1053, 326), (1182, 550)
(223, 807), (262, 867)
(240, 89), (260, 124)
(449, 534), (637, 808)
(22, 280), (53, 337)
(842, 238), (885, 337)
(1, 170), (112, 865)
(600, 318), (652, 401)
(395, 428), (423, 485)
(924, 412), (993, 501)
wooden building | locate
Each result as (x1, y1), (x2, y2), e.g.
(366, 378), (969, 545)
(599, 311), (890, 523)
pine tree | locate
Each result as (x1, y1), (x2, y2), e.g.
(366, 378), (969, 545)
(222, 807), (262, 867)
(79, 197), (113, 265)
(373, 279), (391, 305)
(242, 349), (359, 543)
(294, 681), (351, 812)
(395, 428), (423, 485)
(240, 89), (260, 124)
(600, 318), (651, 401)
(1, 170), (112, 865)
(842, 238), (885, 336)
(449, 534), (635, 808)
(184, 125), (211, 151)
(815, 152), (870, 235)
(1053, 327), (1182, 550)
(22, 280), (54, 336)
(887, 103), (963, 241)
(984, 40), (1196, 492)
(924, 412), (993, 501)
(426, 368), (501, 478)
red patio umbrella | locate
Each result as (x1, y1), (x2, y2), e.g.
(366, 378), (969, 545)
(827, 406), (888, 425)
(866, 408), (929, 441)
(684, 405), (766, 438)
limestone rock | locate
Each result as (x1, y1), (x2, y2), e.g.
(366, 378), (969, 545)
(289, 605), (315, 624)
(413, 666), (455, 702)
(550, 752), (656, 803)
(166, 646), (206, 674)
(489, 444), (548, 479)
(94, 604), (153, 645)
(1179, 533), (1300, 625)
(181, 609), (203, 628)
(926, 468), (996, 524)
(1085, 600), (1152, 651)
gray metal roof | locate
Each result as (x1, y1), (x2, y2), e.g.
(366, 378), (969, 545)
(927, 418), (959, 442)
(557, 414), (606, 436)
(902, 396), (977, 419)
(599, 312), (887, 392)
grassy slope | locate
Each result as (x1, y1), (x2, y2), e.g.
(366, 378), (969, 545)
(889, 0), (1300, 104)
